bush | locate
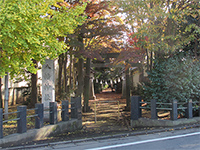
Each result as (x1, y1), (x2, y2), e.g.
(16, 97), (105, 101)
(143, 53), (200, 104)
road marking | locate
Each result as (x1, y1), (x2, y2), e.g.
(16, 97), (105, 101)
(86, 132), (200, 150)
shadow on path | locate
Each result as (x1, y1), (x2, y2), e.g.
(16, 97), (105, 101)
(82, 88), (131, 134)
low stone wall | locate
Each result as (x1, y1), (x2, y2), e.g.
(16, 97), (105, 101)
(131, 117), (200, 128)
(0, 119), (82, 148)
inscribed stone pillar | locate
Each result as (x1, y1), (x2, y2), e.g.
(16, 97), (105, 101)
(42, 59), (55, 109)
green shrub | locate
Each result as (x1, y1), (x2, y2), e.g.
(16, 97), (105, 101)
(143, 53), (200, 104)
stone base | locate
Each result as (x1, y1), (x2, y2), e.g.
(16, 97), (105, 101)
(43, 109), (61, 122)
(0, 119), (82, 148)
(131, 117), (200, 128)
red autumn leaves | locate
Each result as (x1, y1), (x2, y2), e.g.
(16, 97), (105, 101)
(118, 32), (148, 63)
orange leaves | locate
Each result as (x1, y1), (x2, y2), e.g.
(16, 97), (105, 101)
(85, 1), (109, 18)
(115, 32), (148, 63)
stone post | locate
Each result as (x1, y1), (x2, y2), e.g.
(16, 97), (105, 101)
(61, 100), (69, 121)
(35, 103), (44, 129)
(131, 96), (141, 120)
(49, 102), (57, 124)
(17, 105), (27, 133)
(171, 100), (177, 120)
(71, 97), (82, 120)
(151, 99), (157, 119)
(186, 99), (193, 119)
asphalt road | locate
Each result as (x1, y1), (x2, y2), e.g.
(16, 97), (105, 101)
(7, 127), (200, 150)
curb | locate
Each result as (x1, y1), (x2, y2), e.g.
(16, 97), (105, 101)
(4, 123), (200, 150)
(0, 119), (82, 149)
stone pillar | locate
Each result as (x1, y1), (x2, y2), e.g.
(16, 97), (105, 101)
(17, 106), (27, 133)
(171, 100), (177, 120)
(121, 73), (126, 98)
(131, 96), (141, 120)
(186, 99), (193, 119)
(151, 99), (157, 119)
(42, 59), (55, 109)
(35, 103), (44, 129)
(89, 72), (96, 100)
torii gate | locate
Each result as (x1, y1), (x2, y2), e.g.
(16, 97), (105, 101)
(83, 53), (132, 111)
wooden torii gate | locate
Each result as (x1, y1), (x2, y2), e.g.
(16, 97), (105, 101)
(84, 53), (133, 111)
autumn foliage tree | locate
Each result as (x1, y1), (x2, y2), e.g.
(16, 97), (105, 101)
(0, 0), (86, 106)
(60, 0), (126, 111)
(113, 0), (200, 63)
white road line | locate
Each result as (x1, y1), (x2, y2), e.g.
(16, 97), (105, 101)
(85, 132), (200, 150)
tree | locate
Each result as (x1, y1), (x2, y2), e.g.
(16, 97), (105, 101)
(0, 0), (86, 77)
(64, 0), (125, 111)
(0, 78), (2, 108)
(113, 0), (200, 58)
(0, 0), (86, 107)
(143, 53), (200, 115)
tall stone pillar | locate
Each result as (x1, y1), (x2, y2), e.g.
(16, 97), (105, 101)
(42, 59), (55, 109)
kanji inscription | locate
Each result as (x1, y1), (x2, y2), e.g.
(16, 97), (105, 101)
(42, 59), (55, 108)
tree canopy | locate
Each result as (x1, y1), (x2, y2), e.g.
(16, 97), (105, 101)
(113, 0), (200, 55)
(0, 0), (86, 77)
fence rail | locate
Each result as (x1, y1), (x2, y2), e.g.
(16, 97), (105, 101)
(0, 97), (82, 139)
(131, 96), (200, 121)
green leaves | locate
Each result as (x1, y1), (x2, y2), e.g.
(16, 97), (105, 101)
(0, 0), (86, 77)
(143, 54), (200, 105)
(114, 0), (200, 54)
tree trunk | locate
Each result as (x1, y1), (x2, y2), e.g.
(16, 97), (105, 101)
(0, 77), (2, 108)
(83, 58), (90, 112)
(150, 51), (153, 71)
(30, 60), (38, 107)
(69, 53), (73, 94)
(146, 49), (149, 72)
(58, 54), (64, 99)
(125, 63), (130, 110)
(31, 72), (38, 107)
(75, 58), (84, 97)
(63, 52), (68, 94)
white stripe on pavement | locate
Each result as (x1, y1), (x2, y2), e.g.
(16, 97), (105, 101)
(85, 131), (200, 150)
